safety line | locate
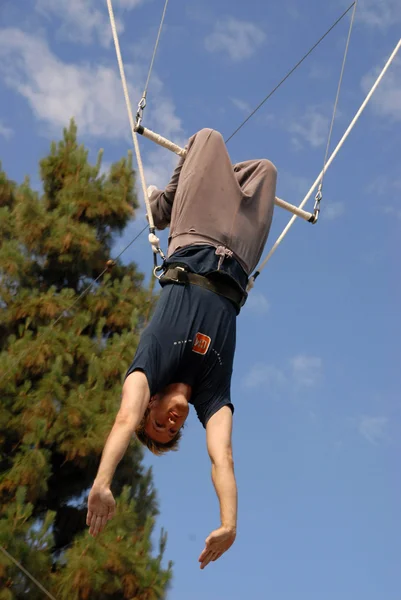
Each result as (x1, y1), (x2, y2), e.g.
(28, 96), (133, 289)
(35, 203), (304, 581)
(0, 544), (58, 600)
(247, 38), (401, 289)
(225, 1), (356, 145)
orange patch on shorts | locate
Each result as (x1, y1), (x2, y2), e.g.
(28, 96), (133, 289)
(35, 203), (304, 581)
(192, 332), (211, 355)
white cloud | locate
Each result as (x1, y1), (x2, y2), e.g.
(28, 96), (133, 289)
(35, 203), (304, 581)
(290, 354), (323, 387)
(244, 291), (270, 315)
(324, 202), (345, 220)
(0, 28), (129, 139)
(358, 416), (388, 444)
(357, 0), (401, 30)
(0, 26), (185, 226)
(35, 0), (114, 47)
(205, 17), (266, 62)
(288, 108), (329, 149)
(361, 58), (401, 122)
(0, 28), (183, 145)
(35, 0), (148, 46)
(0, 121), (13, 139)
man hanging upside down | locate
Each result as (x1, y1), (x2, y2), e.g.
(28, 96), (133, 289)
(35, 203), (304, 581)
(86, 128), (277, 569)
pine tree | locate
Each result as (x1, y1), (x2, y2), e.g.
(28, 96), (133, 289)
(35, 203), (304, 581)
(0, 120), (172, 599)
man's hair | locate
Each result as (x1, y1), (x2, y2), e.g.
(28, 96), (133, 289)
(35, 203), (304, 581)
(135, 406), (183, 456)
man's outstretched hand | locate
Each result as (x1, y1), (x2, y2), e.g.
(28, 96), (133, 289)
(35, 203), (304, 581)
(198, 526), (236, 569)
(86, 485), (116, 537)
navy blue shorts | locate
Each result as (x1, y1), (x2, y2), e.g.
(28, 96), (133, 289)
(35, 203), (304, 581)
(126, 281), (236, 427)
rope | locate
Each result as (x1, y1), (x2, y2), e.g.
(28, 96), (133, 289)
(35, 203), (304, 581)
(247, 38), (401, 290)
(225, 1), (356, 145)
(315, 0), (358, 204)
(106, 0), (164, 263)
(0, 545), (58, 600)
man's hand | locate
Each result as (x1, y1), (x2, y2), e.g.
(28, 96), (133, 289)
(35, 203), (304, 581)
(86, 485), (116, 537)
(198, 526), (236, 569)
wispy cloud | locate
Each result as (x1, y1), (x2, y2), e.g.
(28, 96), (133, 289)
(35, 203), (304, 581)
(0, 121), (13, 139)
(324, 202), (345, 221)
(290, 354), (323, 387)
(361, 58), (401, 122)
(243, 363), (285, 390)
(357, 0), (401, 30)
(244, 291), (270, 315)
(287, 108), (330, 149)
(205, 17), (266, 62)
(383, 205), (401, 222)
(358, 416), (388, 445)
(231, 97), (252, 113)
(366, 176), (401, 222)
(243, 354), (323, 391)
(367, 175), (401, 196)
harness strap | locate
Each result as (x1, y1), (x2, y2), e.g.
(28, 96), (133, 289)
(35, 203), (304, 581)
(160, 266), (247, 312)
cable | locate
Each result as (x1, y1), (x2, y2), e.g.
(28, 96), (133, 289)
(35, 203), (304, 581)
(316, 0), (358, 199)
(225, 2), (356, 145)
(142, 0), (170, 101)
(0, 545), (58, 600)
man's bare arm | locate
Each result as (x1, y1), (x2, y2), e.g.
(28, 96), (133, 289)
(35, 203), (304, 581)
(86, 371), (150, 536)
(206, 406), (237, 530)
(199, 406), (237, 569)
(93, 371), (150, 487)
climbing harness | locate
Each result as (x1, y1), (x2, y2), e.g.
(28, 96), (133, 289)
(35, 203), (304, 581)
(160, 265), (247, 313)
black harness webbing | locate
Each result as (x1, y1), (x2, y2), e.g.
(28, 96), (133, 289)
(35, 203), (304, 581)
(159, 266), (248, 313)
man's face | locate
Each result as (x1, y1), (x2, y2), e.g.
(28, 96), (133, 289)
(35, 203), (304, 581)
(145, 386), (190, 444)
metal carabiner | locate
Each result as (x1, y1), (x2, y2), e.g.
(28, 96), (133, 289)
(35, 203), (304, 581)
(135, 96), (147, 128)
(153, 263), (165, 280)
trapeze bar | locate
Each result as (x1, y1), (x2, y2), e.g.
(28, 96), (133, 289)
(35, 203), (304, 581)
(135, 124), (317, 222)
(275, 197), (315, 222)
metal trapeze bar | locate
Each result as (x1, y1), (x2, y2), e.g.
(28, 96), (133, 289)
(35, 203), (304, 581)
(134, 124), (315, 222)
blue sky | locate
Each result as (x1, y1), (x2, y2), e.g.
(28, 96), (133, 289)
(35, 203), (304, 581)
(1, 1), (400, 599)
